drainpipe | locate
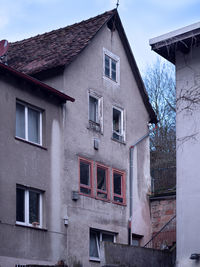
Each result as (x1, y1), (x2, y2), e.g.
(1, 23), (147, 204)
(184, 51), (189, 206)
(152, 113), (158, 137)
(128, 124), (157, 245)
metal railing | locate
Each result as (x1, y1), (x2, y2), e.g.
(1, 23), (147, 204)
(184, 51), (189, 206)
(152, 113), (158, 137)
(144, 215), (176, 250)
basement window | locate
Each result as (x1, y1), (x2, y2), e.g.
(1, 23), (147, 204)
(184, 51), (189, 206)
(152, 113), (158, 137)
(89, 229), (116, 261)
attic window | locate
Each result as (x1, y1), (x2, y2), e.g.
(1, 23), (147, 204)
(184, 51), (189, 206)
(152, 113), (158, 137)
(103, 48), (120, 84)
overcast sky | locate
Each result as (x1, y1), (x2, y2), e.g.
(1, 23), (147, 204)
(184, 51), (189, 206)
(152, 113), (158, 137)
(0, 0), (199, 73)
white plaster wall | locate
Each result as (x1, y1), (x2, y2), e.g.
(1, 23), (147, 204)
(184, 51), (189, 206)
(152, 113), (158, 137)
(176, 47), (200, 267)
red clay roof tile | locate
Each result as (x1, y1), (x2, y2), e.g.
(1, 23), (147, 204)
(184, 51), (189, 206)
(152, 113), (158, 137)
(7, 9), (116, 75)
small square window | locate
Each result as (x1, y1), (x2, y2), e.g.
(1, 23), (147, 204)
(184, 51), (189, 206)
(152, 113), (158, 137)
(16, 101), (42, 145)
(16, 186), (43, 227)
(96, 164), (109, 201)
(103, 48), (120, 84)
(112, 107), (125, 142)
(79, 157), (93, 196)
(112, 169), (126, 205)
(89, 229), (115, 261)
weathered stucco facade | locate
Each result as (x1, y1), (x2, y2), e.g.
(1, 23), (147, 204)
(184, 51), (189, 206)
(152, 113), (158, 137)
(0, 67), (73, 266)
(150, 22), (200, 267)
(0, 10), (157, 267)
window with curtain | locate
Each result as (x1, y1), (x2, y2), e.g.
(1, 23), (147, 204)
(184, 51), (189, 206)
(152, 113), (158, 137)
(16, 102), (42, 145)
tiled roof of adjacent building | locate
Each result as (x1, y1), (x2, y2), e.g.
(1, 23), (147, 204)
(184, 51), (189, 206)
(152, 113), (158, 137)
(7, 9), (116, 75)
(7, 9), (158, 123)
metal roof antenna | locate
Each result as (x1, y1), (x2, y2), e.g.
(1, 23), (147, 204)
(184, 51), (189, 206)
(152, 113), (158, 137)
(116, 0), (119, 9)
(0, 40), (9, 65)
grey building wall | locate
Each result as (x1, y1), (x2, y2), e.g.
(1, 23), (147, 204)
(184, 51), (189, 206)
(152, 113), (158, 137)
(0, 22), (152, 267)
(175, 47), (200, 267)
(0, 75), (66, 266)
(43, 24), (152, 266)
(100, 242), (173, 267)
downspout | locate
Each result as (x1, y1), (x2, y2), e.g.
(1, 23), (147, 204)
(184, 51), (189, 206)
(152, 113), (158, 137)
(128, 125), (157, 245)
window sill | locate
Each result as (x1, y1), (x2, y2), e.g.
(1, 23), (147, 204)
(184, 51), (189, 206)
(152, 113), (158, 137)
(15, 223), (47, 231)
(112, 201), (126, 206)
(111, 137), (126, 145)
(87, 121), (102, 134)
(15, 137), (47, 150)
(89, 257), (100, 262)
(103, 75), (119, 85)
(95, 196), (110, 203)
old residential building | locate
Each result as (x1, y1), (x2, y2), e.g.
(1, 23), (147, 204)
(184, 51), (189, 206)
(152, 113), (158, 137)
(150, 22), (200, 266)
(0, 63), (74, 266)
(0, 9), (157, 266)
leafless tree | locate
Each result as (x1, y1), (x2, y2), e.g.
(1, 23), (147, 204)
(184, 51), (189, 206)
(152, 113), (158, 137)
(143, 59), (176, 191)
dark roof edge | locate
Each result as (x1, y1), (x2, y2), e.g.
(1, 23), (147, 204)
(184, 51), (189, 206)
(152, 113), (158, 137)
(114, 12), (157, 124)
(0, 63), (75, 103)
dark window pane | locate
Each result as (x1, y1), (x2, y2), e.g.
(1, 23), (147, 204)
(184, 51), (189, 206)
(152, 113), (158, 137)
(90, 231), (100, 258)
(29, 191), (39, 224)
(28, 108), (40, 144)
(105, 55), (110, 77)
(89, 96), (98, 123)
(80, 161), (90, 186)
(113, 108), (121, 133)
(114, 173), (122, 195)
(102, 233), (114, 242)
(111, 60), (116, 81)
(97, 167), (106, 191)
(16, 188), (25, 222)
(114, 196), (123, 203)
(80, 187), (91, 195)
(16, 103), (25, 139)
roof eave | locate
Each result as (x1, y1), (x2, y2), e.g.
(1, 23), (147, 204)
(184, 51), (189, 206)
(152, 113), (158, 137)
(114, 12), (158, 124)
(0, 63), (75, 103)
(150, 26), (200, 65)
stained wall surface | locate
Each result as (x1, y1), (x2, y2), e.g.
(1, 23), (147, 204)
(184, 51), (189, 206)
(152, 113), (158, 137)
(176, 46), (200, 267)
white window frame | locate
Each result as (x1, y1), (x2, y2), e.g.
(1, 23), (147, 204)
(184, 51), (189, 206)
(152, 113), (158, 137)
(89, 229), (116, 261)
(88, 90), (103, 133)
(103, 48), (120, 84)
(16, 186), (43, 228)
(16, 101), (42, 145)
(112, 106), (125, 142)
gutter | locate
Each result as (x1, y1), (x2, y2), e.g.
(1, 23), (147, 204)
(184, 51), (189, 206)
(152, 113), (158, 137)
(128, 125), (157, 245)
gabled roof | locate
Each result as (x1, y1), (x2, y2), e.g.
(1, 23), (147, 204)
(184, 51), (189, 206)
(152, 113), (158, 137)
(0, 63), (75, 103)
(7, 9), (116, 75)
(7, 9), (157, 123)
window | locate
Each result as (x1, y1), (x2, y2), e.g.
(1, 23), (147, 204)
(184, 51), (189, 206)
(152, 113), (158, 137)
(112, 169), (126, 205)
(96, 164), (109, 201)
(88, 91), (103, 133)
(103, 48), (120, 83)
(90, 229), (116, 261)
(132, 234), (143, 247)
(112, 106), (125, 142)
(16, 101), (42, 145)
(79, 157), (93, 196)
(16, 186), (43, 227)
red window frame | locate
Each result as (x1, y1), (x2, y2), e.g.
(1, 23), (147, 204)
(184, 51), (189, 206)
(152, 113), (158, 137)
(112, 169), (126, 205)
(96, 163), (110, 201)
(79, 157), (93, 197)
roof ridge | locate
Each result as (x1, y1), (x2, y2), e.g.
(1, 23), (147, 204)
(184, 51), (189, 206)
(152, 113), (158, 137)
(10, 9), (116, 46)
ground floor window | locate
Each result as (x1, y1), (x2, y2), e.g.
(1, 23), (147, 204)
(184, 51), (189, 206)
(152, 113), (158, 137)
(89, 229), (116, 261)
(16, 185), (43, 227)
